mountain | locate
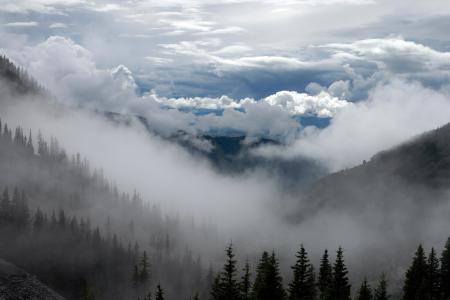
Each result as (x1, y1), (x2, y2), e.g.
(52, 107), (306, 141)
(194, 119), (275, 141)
(104, 112), (327, 190)
(0, 258), (65, 300)
(294, 122), (450, 219)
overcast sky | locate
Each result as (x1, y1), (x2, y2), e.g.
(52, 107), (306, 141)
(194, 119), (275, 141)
(2, 0), (450, 165)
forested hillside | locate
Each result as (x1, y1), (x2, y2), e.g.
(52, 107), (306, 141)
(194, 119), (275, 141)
(0, 117), (217, 299)
(296, 122), (450, 218)
(0, 55), (45, 96)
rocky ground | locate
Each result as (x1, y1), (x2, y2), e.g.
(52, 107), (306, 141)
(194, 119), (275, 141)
(0, 259), (65, 300)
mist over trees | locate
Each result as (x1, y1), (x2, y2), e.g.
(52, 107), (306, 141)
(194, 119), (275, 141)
(0, 117), (213, 299)
(2, 53), (450, 300)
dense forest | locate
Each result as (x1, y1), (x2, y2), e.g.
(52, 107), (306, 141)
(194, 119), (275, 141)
(0, 117), (214, 299)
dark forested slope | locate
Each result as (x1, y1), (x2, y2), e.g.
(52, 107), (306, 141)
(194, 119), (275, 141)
(295, 122), (450, 218)
(0, 55), (214, 300)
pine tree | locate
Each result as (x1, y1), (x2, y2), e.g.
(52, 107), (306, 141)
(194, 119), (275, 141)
(240, 259), (252, 300)
(289, 244), (316, 300)
(26, 129), (34, 154)
(319, 250), (332, 300)
(251, 251), (286, 300)
(11, 187), (20, 226)
(17, 190), (29, 229)
(140, 251), (150, 283)
(267, 251), (287, 300)
(374, 274), (389, 300)
(403, 245), (428, 300)
(252, 251), (270, 300)
(441, 238), (450, 300)
(33, 208), (45, 232)
(155, 284), (164, 300)
(427, 248), (440, 300)
(357, 278), (372, 300)
(329, 247), (351, 300)
(0, 187), (11, 225)
(213, 243), (240, 300)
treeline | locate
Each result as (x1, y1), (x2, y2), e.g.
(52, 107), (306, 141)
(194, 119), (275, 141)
(0, 55), (45, 95)
(210, 241), (450, 300)
(0, 184), (177, 300)
(0, 186), (134, 299)
(0, 118), (215, 299)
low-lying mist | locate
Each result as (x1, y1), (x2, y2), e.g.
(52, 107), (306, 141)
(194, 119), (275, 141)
(3, 78), (450, 293)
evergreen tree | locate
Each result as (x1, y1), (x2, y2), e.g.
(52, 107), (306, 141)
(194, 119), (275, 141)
(155, 284), (164, 300)
(26, 129), (34, 154)
(357, 278), (372, 300)
(17, 190), (29, 229)
(0, 187), (11, 224)
(252, 251), (270, 300)
(240, 259), (252, 300)
(33, 208), (45, 232)
(140, 251), (150, 283)
(426, 248), (440, 300)
(403, 245), (428, 300)
(373, 274), (389, 300)
(251, 251), (286, 300)
(289, 244), (316, 300)
(329, 247), (351, 300)
(212, 243), (240, 300)
(441, 238), (450, 300)
(319, 250), (332, 300)
(221, 243), (240, 299)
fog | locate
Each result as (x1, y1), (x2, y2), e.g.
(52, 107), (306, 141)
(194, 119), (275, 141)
(3, 44), (450, 295)
(3, 77), (450, 296)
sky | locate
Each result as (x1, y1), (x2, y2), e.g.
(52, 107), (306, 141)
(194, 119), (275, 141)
(2, 0), (450, 168)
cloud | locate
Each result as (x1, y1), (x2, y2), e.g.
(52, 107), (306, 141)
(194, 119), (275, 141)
(5, 36), (311, 140)
(0, 0), (88, 14)
(264, 90), (349, 117)
(144, 56), (174, 64)
(258, 79), (450, 170)
(3, 0), (450, 101)
(5, 33), (450, 146)
(325, 37), (450, 73)
(196, 26), (245, 35)
(4, 21), (39, 27)
(49, 22), (67, 28)
(155, 90), (349, 118)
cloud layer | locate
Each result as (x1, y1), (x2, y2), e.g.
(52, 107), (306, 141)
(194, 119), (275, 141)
(3, 0), (450, 99)
(3, 36), (353, 140)
(257, 79), (450, 170)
